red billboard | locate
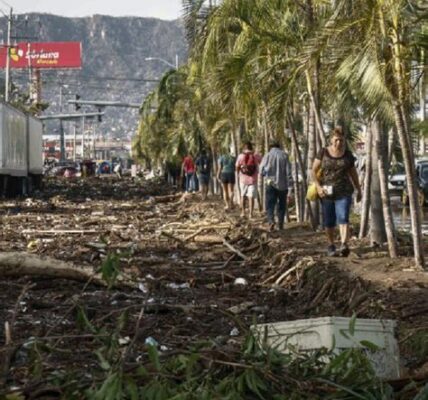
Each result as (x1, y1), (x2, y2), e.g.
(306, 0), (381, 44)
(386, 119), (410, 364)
(0, 42), (81, 69)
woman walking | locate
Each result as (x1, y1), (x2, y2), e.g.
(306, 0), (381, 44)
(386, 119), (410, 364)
(312, 127), (362, 257)
(217, 151), (236, 210)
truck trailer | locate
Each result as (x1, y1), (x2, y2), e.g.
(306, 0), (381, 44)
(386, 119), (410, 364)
(0, 102), (43, 196)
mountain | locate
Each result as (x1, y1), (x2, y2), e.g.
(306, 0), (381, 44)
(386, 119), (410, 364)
(3, 13), (188, 139)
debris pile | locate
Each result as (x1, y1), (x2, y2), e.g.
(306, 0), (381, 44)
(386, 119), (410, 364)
(0, 177), (427, 397)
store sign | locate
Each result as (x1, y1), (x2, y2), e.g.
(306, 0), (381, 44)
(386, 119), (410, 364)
(0, 42), (82, 69)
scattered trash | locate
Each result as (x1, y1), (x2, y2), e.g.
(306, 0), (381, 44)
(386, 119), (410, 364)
(166, 282), (190, 290)
(229, 327), (240, 337)
(145, 337), (158, 347)
(118, 336), (131, 346)
(228, 301), (255, 315)
(138, 282), (149, 293)
(233, 277), (248, 286)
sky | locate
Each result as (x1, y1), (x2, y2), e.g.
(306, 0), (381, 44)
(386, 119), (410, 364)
(8, 0), (183, 20)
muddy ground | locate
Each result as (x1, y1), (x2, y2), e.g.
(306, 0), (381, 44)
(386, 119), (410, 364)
(1, 176), (427, 396)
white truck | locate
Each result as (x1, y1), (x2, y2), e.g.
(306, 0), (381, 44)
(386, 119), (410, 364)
(0, 102), (43, 196)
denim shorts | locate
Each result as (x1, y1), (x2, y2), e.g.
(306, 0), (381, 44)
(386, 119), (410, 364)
(321, 196), (352, 228)
(220, 172), (235, 184)
(197, 173), (210, 185)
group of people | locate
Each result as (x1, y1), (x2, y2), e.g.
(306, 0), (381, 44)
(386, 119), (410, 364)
(180, 127), (362, 257)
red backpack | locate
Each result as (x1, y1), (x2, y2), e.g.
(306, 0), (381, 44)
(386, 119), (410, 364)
(240, 153), (256, 176)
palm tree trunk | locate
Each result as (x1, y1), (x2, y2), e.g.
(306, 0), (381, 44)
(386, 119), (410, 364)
(211, 146), (219, 195)
(287, 112), (315, 228)
(390, 23), (425, 268)
(387, 128), (396, 166)
(419, 49), (426, 155)
(231, 118), (241, 200)
(307, 102), (319, 227)
(305, 70), (326, 147)
(370, 121), (387, 246)
(373, 119), (398, 258)
(359, 125), (372, 239)
(291, 139), (302, 222)
(393, 103), (425, 268)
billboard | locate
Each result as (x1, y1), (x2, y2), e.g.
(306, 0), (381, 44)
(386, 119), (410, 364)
(0, 42), (82, 69)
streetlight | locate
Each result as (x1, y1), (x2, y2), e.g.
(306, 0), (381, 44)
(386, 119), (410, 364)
(145, 54), (178, 69)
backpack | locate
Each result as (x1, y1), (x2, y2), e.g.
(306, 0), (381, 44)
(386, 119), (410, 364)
(240, 153), (256, 176)
(199, 156), (210, 174)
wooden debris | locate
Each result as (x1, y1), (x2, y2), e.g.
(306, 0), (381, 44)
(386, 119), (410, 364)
(0, 252), (136, 288)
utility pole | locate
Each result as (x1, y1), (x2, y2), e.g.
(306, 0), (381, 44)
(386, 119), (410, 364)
(73, 123), (77, 161)
(59, 86), (65, 161)
(4, 7), (12, 102)
(81, 116), (85, 159)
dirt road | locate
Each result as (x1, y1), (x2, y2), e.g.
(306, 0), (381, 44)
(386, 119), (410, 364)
(1, 177), (427, 394)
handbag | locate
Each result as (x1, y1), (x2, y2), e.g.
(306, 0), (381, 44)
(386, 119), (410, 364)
(306, 153), (324, 201)
(306, 182), (319, 201)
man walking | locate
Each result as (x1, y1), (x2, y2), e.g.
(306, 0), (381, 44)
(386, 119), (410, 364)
(195, 149), (211, 201)
(260, 142), (292, 230)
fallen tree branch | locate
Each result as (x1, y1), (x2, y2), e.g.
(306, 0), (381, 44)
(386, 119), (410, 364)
(274, 264), (301, 286)
(1, 283), (34, 386)
(0, 252), (136, 288)
(222, 239), (248, 260)
(22, 229), (98, 235)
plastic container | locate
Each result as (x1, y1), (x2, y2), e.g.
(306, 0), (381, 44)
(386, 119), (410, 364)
(253, 317), (399, 380)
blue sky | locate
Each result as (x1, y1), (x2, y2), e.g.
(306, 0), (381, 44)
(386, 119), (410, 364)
(9, 0), (183, 20)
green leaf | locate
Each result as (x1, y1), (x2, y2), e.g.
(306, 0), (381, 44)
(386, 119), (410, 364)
(95, 349), (111, 371)
(76, 306), (97, 334)
(5, 394), (25, 400)
(349, 313), (357, 336)
(360, 340), (381, 352)
(125, 377), (139, 400)
(100, 253), (121, 289)
(147, 344), (161, 371)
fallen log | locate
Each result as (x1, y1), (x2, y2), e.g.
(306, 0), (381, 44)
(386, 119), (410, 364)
(22, 229), (98, 235)
(152, 193), (184, 203)
(193, 235), (223, 244)
(0, 252), (136, 288)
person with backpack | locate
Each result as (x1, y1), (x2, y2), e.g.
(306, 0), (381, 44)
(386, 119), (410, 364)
(217, 151), (236, 210)
(260, 141), (293, 231)
(236, 142), (262, 219)
(182, 154), (196, 193)
(195, 150), (211, 200)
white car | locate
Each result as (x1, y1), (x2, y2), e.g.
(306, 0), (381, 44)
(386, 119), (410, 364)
(388, 173), (406, 194)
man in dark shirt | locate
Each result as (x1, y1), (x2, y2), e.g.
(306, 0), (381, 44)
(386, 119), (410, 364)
(195, 150), (211, 200)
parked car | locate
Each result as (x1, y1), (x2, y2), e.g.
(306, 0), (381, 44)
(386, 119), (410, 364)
(45, 161), (79, 177)
(388, 163), (405, 195)
(402, 160), (428, 206)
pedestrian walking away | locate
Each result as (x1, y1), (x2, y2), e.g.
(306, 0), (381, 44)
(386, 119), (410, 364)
(311, 127), (362, 257)
(260, 141), (293, 231)
(217, 151), (236, 210)
(236, 142), (261, 219)
(182, 154), (196, 193)
(195, 150), (211, 201)
(114, 162), (122, 179)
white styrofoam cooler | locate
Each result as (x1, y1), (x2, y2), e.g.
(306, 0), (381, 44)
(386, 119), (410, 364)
(253, 317), (400, 380)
